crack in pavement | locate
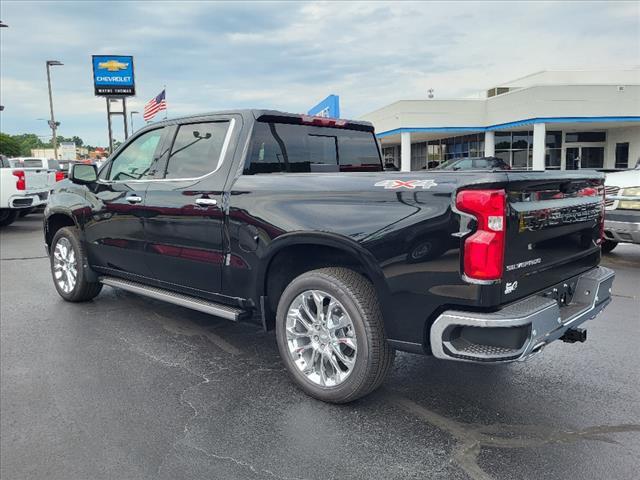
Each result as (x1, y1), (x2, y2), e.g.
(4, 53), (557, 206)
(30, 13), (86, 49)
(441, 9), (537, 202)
(391, 394), (640, 480)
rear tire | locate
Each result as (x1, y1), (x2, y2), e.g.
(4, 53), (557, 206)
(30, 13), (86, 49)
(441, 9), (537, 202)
(0, 210), (19, 227)
(276, 267), (395, 403)
(50, 227), (103, 302)
(601, 239), (618, 254)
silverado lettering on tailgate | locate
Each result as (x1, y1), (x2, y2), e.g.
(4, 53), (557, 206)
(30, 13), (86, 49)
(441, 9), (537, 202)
(518, 203), (601, 232)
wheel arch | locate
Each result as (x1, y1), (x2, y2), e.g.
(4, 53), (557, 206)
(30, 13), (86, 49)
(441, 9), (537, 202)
(257, 232), (389, 329)
(44, 211), (79, 252)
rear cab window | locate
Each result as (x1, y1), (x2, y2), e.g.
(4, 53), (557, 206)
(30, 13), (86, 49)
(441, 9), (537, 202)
(244, 120), (382, 174)
(23, 159), (44, 168)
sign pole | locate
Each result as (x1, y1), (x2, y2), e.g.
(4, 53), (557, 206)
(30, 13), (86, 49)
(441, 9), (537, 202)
(106, 98), (114, 155)
(122, 97), (129, 139)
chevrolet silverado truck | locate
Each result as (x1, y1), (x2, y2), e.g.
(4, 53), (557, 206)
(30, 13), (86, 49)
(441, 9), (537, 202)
(43, 110), (614, 403)
(603, 165), (640, 252)
(0, 156), (55, 227)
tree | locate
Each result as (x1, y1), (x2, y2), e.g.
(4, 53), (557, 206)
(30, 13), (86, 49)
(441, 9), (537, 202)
(72, 136), (83, 147)
(0, 133), (22, 157)
(11, 133), (45, 156)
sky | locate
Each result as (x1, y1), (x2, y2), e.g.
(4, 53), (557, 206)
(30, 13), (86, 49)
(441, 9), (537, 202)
(1, 0), (639, 146)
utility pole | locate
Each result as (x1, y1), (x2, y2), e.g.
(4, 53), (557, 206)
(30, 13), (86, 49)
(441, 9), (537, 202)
(0, 22), (7, 112)
(46, 60), (63, 159)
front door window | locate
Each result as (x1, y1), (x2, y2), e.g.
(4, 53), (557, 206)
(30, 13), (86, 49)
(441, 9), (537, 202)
(107, 129), (164, 181)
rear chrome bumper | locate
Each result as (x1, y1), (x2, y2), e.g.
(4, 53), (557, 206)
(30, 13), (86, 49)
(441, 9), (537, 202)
(430, 266), (615, 363)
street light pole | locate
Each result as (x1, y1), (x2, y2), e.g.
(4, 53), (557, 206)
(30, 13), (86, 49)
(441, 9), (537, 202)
(0, 22), (8, 111)
(130, 110), (139, 132)
(46, 60), (63, 159)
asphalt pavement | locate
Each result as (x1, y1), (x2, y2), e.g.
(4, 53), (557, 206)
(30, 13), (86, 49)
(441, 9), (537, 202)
(1, 214), (639, 480)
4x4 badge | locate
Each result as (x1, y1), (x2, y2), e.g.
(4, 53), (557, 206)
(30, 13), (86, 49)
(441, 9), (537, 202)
(374, 179), (438, 190)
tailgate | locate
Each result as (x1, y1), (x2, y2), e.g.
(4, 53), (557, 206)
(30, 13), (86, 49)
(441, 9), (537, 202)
(23, 169), (50, 191)
(502, 172), (604, 303)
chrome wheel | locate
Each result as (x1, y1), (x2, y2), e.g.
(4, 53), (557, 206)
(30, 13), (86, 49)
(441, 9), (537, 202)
(53, 237), (78, 294)
(285, 290), (357, 387)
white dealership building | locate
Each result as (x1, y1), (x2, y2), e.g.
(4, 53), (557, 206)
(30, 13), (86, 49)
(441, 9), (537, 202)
(362, 69), (640, 171)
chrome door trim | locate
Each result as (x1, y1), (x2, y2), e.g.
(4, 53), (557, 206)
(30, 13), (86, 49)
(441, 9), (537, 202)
(98, 118), (236, 185)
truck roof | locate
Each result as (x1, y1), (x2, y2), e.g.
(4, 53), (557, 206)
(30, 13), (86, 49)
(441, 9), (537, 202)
(144, 109), (375, 131)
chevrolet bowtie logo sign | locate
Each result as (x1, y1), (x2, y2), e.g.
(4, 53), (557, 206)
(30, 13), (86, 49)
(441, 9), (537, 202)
(98, 60), (129, 71)
(92, 55), (135, 96)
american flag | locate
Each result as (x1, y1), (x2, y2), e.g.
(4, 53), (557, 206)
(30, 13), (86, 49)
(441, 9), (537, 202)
(143, 89), (167, 122)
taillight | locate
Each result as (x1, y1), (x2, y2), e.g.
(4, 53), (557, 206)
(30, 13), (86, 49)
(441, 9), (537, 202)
(12, 170), (26, 190)
(300, 115), (347, 127)
(55, 171), (65, 182)
(456, 189), (506, 281)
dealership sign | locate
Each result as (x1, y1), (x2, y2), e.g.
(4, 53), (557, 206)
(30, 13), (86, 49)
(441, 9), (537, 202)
(308, 94), (340, 118)
(92, 55), (135, 96)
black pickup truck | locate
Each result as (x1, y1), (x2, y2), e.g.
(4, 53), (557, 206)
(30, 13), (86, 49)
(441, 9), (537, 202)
(44, 110), (614, 403)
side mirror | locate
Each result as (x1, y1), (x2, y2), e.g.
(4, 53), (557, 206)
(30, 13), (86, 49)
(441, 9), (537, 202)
(69, 163), (98, 185)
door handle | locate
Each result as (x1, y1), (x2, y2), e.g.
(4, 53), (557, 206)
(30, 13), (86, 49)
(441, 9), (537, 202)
(126, 195), (142, 204)
(195, 198), (218, 207)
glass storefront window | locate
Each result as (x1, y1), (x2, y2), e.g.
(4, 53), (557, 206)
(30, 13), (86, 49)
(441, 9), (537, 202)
(615, 143), (629, 169)
(512, 131), (531, 149)
(546, 131), (562, 148)
(495, 150), (510, 164)
(581, 147), (604, 169)
(512, 150), (529, 168)
(545, 149), (561, 169)
(565, 132), (606, 143)
(495, 132), (511, 150)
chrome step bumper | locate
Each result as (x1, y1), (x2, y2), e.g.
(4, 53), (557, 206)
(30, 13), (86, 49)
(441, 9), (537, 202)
(100, 276), (246, 321)
(430, 266), (615, 363)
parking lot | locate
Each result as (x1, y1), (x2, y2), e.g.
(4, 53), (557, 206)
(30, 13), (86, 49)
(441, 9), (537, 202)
(1, 213), (638, 480)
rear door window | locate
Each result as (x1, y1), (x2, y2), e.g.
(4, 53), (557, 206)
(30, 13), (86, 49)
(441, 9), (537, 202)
(244, 122), (381, 174)
(163, 121), (231, 179)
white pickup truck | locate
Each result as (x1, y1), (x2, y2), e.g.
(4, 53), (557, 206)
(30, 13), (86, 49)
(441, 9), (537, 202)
(603, 162), (640, 252)
(0, 156), (57, 227)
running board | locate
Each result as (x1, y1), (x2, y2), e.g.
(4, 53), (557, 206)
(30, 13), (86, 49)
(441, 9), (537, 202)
(100, 276), (246, 321)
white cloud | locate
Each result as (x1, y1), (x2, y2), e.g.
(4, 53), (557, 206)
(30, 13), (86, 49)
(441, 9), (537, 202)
(1, 0), (638, 145)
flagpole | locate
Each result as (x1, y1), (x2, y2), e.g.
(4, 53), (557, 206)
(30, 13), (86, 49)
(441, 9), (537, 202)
(163, 85), (167, 119)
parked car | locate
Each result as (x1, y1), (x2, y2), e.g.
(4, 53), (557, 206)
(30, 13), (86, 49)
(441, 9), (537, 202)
(43, 110), (614, 403)
(602, 163), (640, 252)
(0, 157), (55, 226)
(435, 156), (511, 170)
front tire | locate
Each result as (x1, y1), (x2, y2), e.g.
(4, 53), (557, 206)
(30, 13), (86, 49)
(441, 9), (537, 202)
(0, 210), (19, 227)
(601, 239), (618, 254)
(50, 227), (103, 302)
(276, 267), (395, 403)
